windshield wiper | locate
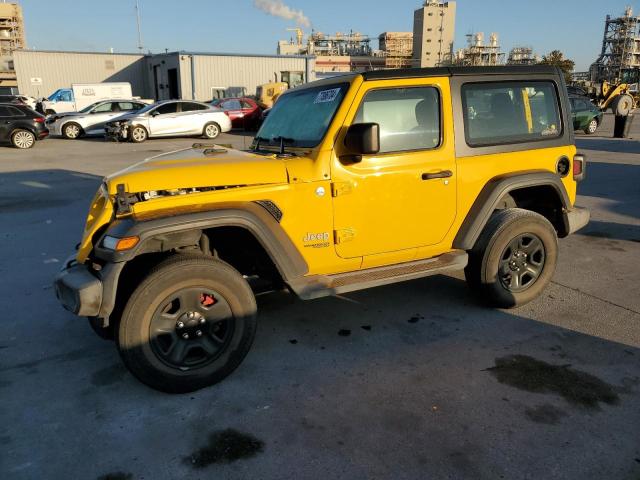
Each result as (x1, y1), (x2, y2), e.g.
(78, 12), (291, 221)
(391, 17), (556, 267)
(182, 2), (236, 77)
(252, 135), (270, 152)
(273, 136), (295, 156)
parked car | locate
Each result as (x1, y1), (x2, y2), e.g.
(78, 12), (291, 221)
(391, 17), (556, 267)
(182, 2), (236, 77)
(211, 97), (262, 130)
(46, 100), (148, 139)
(0, 94), (38, 111)
(567, 85), (588, 97)
(55, 65), (589, 393)
(0, 103), (48, 148)
(569, 95), (603, 134)
(105, 100), (231, 143)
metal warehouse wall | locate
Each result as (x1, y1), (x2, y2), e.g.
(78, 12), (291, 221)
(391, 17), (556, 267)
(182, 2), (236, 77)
(184, 54), (315, 101)
(13, 50), (149, 98)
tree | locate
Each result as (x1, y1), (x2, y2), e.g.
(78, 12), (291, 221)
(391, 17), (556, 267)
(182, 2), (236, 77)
(539, 50), (575, 83)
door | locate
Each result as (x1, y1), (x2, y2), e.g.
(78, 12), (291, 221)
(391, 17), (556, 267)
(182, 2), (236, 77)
(0, 105), (13, 140)
(148, 102), (181, 136)
(220, 99), (243, 128)
(84, 102), (121, 133)
(178, 102), (209, 134)
(167, 68), (179, 100)
(331, 80), (457, 259)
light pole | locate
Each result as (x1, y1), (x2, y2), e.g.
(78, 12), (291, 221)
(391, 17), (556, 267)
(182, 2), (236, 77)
(135, 0), (144, 53)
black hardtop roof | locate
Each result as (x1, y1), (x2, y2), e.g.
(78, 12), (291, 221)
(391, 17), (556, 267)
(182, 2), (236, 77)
(361, 65), (562, 81)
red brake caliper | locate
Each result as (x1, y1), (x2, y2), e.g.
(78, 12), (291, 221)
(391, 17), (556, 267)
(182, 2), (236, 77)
(200, 293), (216, 307)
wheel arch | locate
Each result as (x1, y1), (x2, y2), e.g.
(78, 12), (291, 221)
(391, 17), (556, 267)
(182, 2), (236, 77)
(453, 171), (572, 251)
(93, 202), (307, 321)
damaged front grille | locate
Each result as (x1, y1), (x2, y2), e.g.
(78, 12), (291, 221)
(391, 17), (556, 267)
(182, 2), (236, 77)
(115, 183), (249, 215)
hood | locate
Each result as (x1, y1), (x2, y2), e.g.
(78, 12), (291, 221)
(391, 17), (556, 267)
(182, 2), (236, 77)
(106, 147), (288, 195)
(109, 111), (142, 123)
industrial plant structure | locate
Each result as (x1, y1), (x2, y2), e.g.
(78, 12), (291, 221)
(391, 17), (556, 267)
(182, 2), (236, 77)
(590, 7), (640, 84)
(277, 29), (385, 74)
(0, 2), (25, 92)
(379, 32), (414, 69)
(507, 47), (538, 65)
(454, 32), (505, 66)
(412, 1), (456, 67)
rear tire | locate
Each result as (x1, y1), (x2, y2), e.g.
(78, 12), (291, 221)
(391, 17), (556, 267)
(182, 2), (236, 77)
(11, 129), (36, 149)
(62, 122), (82, 139)
(117, 254), (257, 393)
(612, 94), (634, 116)
(129, 125), (148, 143)
(464, 208), (558, 308)
(203, 122), (220, 139)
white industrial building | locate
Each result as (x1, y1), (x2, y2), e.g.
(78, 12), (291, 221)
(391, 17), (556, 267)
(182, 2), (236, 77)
(12, 50), (315, 101)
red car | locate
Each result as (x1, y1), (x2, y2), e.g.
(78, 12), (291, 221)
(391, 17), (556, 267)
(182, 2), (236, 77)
(211, 97), (262, 130)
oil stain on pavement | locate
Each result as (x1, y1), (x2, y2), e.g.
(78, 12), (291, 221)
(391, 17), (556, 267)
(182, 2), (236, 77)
(185, 429), (264, 468)
(487, 355), (619, 409)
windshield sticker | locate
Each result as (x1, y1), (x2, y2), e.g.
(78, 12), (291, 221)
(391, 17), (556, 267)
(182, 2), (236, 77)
(314, 88), (341, 104)
(541, 124), (558, 136)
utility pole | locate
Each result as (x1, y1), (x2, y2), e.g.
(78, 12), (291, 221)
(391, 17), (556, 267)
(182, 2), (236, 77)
(135, 0), (144, 53)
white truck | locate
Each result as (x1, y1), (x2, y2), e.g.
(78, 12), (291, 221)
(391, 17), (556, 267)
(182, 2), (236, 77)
(40, 83), (134, 115)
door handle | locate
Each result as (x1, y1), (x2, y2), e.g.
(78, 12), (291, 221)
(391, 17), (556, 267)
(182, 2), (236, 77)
(422, 170), (453, 180)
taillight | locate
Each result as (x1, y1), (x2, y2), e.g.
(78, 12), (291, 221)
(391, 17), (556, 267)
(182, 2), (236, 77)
(573, 154), (585, 181)
(223, 111), (230, 116)
(34, 117), (45, 123)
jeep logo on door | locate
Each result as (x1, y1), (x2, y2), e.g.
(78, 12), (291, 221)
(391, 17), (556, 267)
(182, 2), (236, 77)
(82, 88), (96, 96)
(303, 232), (330, 248)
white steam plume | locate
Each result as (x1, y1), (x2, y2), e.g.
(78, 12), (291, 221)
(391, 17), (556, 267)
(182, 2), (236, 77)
(253, 0), (311, 28)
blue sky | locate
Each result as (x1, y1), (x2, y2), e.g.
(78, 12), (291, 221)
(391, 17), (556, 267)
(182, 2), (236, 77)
(17, 0), (639, 71)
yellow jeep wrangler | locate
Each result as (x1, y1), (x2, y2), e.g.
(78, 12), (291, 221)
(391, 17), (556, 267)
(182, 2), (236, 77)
(54, 65), (589, 392)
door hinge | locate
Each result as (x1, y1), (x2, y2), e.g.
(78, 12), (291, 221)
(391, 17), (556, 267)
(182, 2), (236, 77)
(331, 181), (353, 197)
(334, 228), (356, 244)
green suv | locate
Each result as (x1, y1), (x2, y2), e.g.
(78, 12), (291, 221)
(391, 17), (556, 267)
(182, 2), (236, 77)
(570, 95), (603, 134)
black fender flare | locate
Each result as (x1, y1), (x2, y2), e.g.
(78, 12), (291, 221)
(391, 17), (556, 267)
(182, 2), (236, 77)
(452, 171), (571, 251)
(93, 201), (307, 319)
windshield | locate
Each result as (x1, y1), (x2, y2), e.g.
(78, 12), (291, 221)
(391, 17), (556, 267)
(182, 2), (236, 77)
(255, 83), (349, 148)
(79, 101), (103, 113)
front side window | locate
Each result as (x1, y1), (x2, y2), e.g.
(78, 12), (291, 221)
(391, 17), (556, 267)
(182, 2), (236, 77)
(462, 81), (561, 147)
(256, 83), (348, 148)
(354, 86), (441, 153)
(221, 99), (242, 110)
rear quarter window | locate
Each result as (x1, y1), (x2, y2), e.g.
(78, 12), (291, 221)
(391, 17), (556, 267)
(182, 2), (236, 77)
(462, 81), (561, 147)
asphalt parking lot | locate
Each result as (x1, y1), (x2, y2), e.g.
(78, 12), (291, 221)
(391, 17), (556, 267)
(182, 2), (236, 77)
(1, 118), (639, 480)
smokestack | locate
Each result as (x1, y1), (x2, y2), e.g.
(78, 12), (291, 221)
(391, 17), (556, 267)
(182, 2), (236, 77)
(253, 0), (311, 28)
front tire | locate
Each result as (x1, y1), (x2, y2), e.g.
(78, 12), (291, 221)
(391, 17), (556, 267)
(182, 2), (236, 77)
(584, 118), (598, 135)
(11, 129), (36, 149)
(62, 122), (82, 139)
(129, 125), (148, 143)
(203, 122), (221, 139)
(464, 208), (558, 308)
(118, 255), (257, 393)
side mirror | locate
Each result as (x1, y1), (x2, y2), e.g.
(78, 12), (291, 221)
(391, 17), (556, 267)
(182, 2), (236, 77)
(150, 110), (160, 117)
(344, 123), (380, 158)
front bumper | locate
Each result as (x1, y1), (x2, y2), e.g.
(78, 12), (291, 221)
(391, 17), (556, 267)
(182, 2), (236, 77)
(566, 207), (590, 234)
(53, 256), (124, 320)
(105, 123), (128, 141)
(54, 258), (103, 317)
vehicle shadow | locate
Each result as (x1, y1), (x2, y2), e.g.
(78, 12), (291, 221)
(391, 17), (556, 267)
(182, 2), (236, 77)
(578, 161), (639, 221)
(576, 137), (640, 154)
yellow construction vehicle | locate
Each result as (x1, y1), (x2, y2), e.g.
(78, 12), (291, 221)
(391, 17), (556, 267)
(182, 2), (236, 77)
(598, 81), (636, 116)
(256, 81), (288, 109)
